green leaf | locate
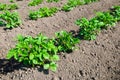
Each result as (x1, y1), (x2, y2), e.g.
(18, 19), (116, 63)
(29, 53), (34, 60)
(49, 62), (57, 72)
(43, 64), (50, 69)
(18, 57), (24, 62)
(43, 52), (50, 59)
(14, 52), (18, 60)
(6, 49), (15, 59)
(17, 34), (24, 41)
(51, 55), (59, 61)
(32, 59), (38, 64)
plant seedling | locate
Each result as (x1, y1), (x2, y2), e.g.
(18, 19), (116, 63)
(55, 31), (80, 52)
(28, 0), (43, 6)
(29, 7), (58, 20)
(0, 11), (21, 29)
(0, 3), (18, 10)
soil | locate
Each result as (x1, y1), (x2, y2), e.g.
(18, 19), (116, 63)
(0, 0), (120, 80)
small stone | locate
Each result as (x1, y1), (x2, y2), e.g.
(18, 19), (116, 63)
(95, 41), (100, 45)
(52, 76), (60, 80)
(72, 59), (76, 63)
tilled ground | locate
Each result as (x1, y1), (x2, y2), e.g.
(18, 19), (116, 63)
(0, 0), (120, 80)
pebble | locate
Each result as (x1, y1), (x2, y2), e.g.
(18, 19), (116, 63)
(52, 76), (60, 80)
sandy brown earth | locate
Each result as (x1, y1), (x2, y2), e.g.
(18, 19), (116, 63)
(0, 0), (120, 80)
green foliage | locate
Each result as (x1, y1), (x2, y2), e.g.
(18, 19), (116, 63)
(62, 0), (99, 12)
(0, 3), (18, 10)
(46, 0), (59, 3)
(95, 12), (117, 29)
(75, 6), (120, 40)
(6, 33), (59, 71)
(55, 31), (80, 52)
(6, 30), (80, 71)
(76, 18), (102, 40)
(62, 0), (83, 12)
(0, 11), (21, 29)
(5, 3), (120, 72)
(29, 7), (58, 20)
(28, 0), (43, 6)
(9, 0), (14, 3)
(111, 6), (120, 21)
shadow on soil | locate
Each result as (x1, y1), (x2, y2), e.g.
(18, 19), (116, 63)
(70, 29), (83, 40)
(0, 58), (49, 75)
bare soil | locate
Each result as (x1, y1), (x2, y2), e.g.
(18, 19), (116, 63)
(0, 0), (120, 80)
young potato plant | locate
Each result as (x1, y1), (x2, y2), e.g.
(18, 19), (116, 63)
(111, 6), (120, 21)
(62, 0), (99, 12)
(28, 0), (43, 6)
(62, 0), (83, 12)
(7, 34), (59, 71)
(76, 18), (102, 40)
(29, 7), (58, 20)
(0, 11), (21, 29)
(0, 3), (18, 10)
(55, 31), (80, 52)
(95, 12), (117, 29)
(46, 0), (60, 3)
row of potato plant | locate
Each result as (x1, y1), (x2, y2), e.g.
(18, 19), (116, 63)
(28, 0), (99, 20)
(75, 6), (120, 40)
(0, 0), (99, 28)
(6, 5), (120, 71)
(6, 31), (80, 71)
(28, 0), (98, 10)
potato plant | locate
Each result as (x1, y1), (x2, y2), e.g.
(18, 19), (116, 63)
(28, 0), (43, 6)
(62, 0), (83, 12)
(0, 3), (18, 10)
(29, 7), (58, 20)
(76, 18), (102, 40)
(95, 12), (117, 29)
(7, 34), (59, 71)
(62, 0), (99, 12)
(0, 11), (21, 29)
(111, 6), (120, 21)
(55, 31), (80, 52)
